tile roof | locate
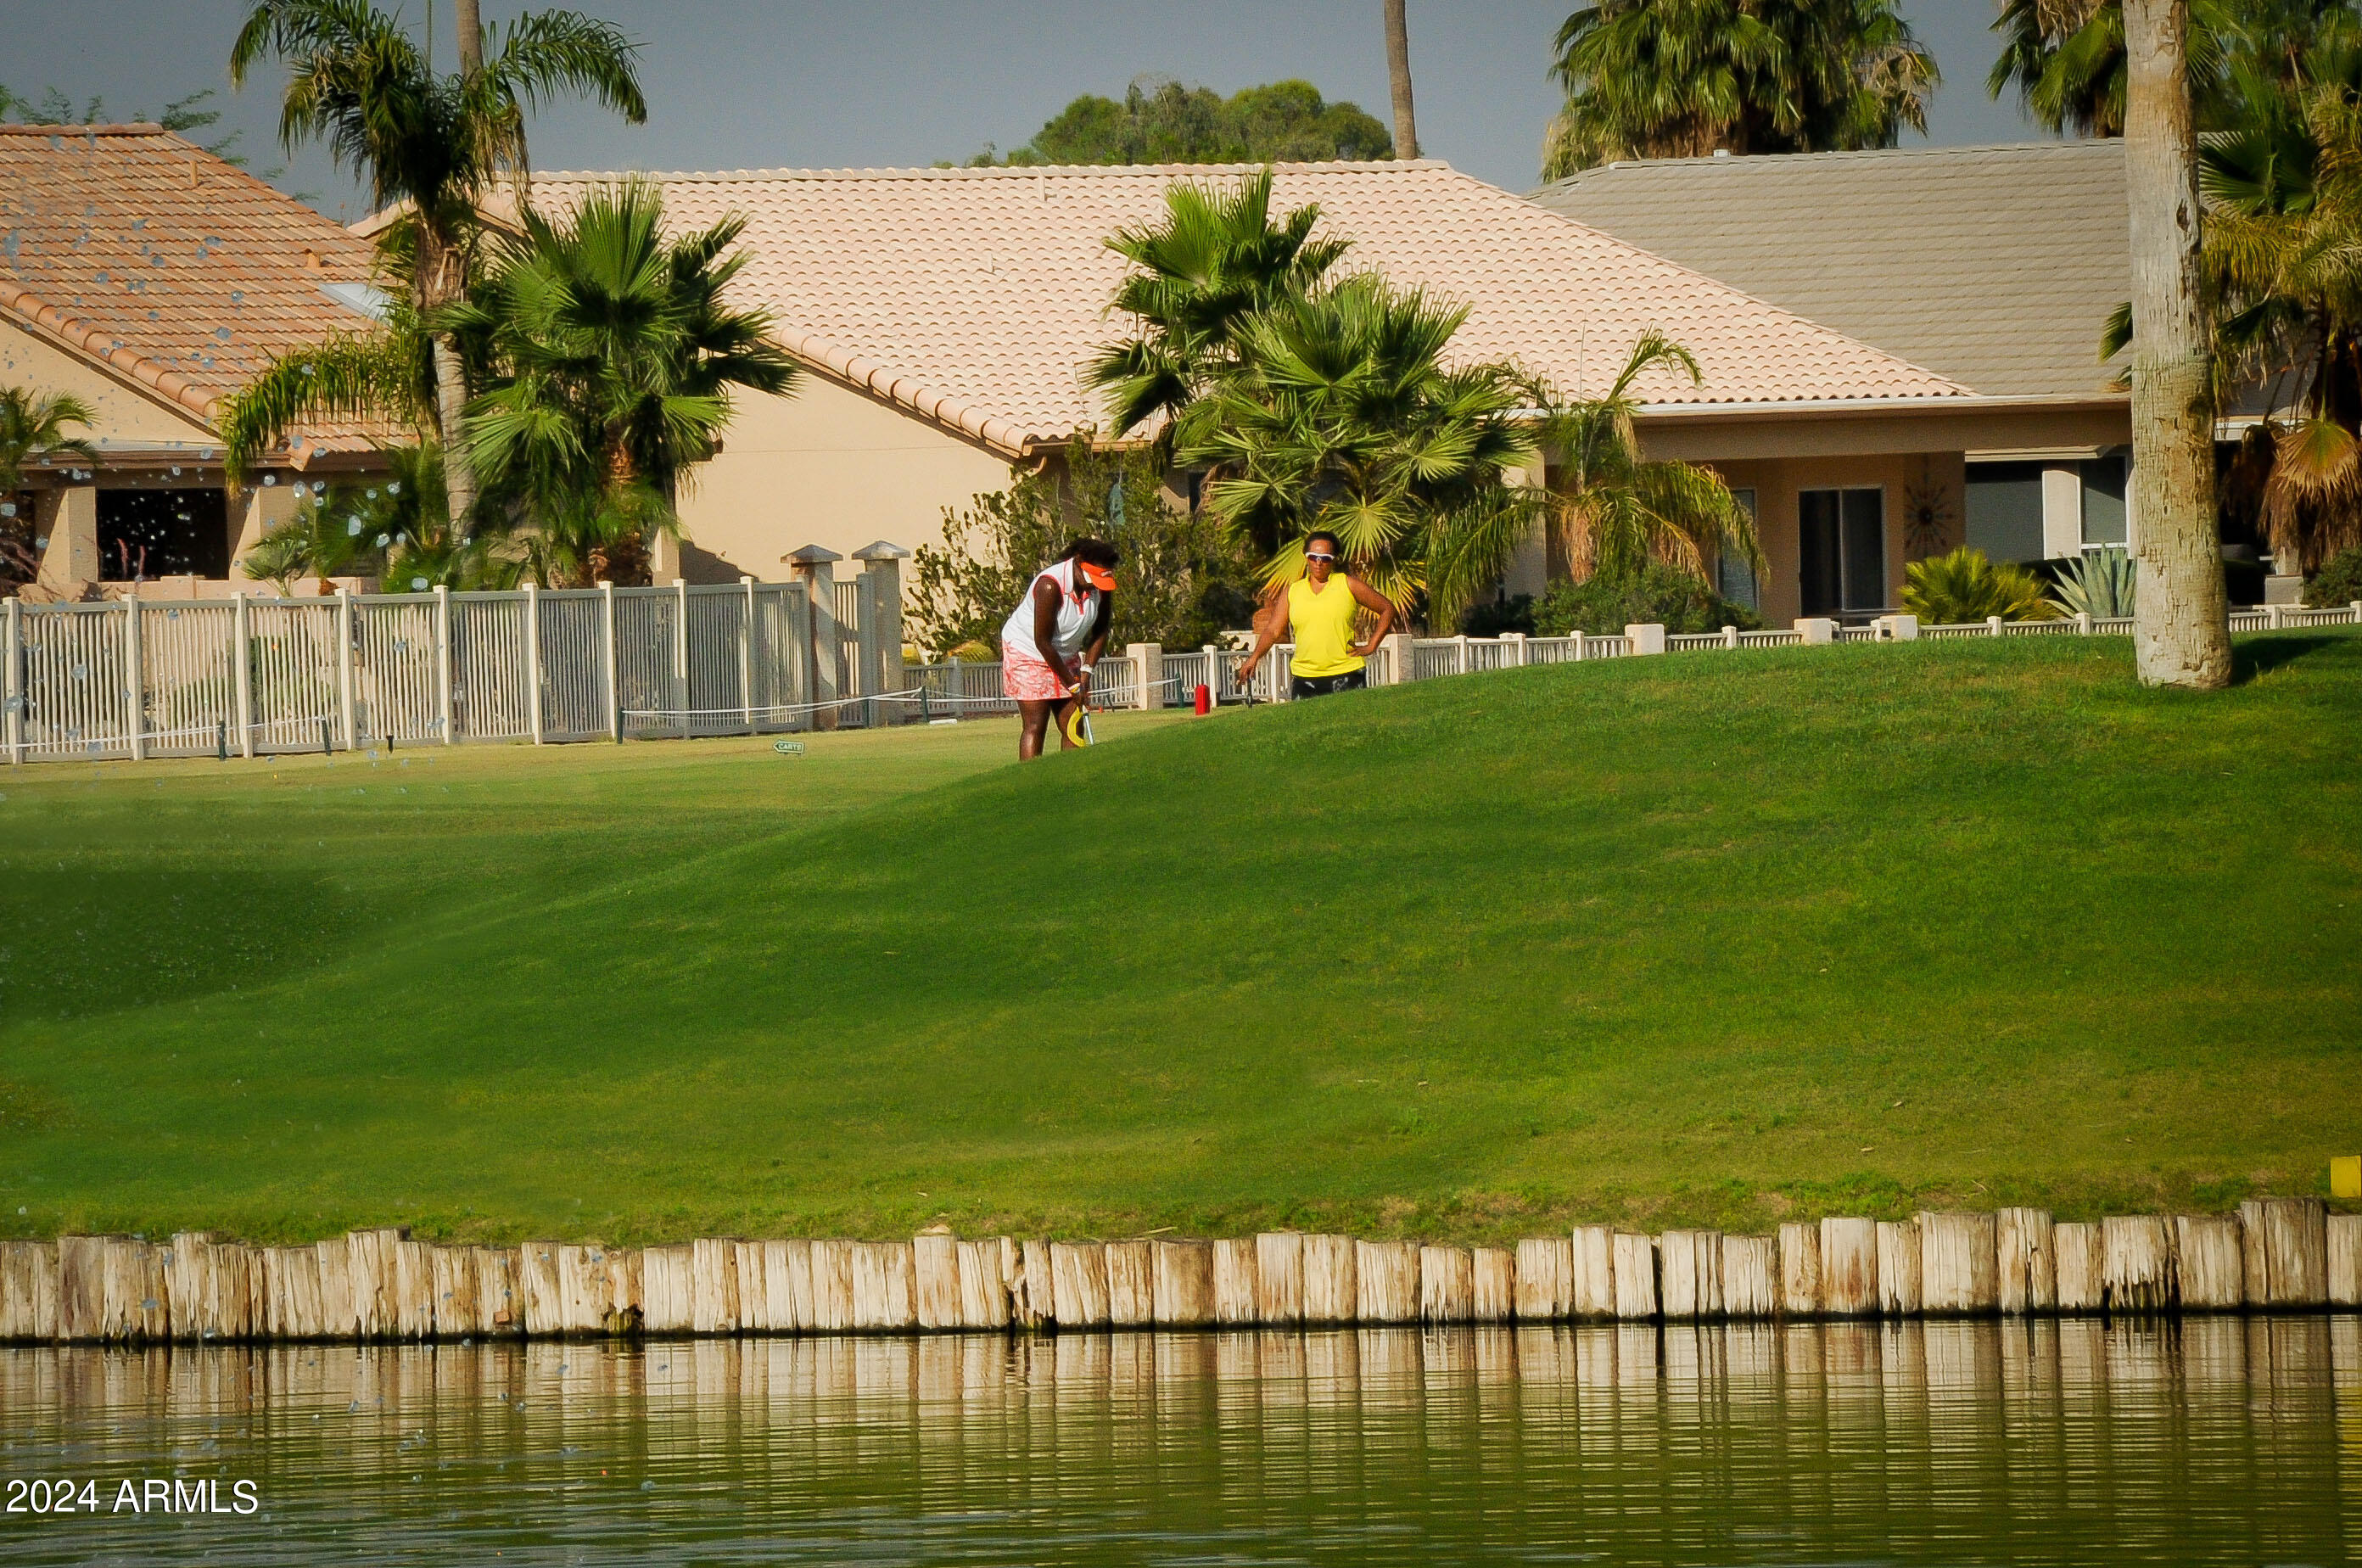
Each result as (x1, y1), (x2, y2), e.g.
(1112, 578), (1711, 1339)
(1531, 141), (2130, 401)
(512, 160), (1966, 456)
(0, 123), (386, 457)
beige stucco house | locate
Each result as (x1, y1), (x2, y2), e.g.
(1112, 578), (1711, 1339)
(1532, 140), (2138, 602)
(499, 156), (2135, 625)
(0, 124), (391, 600)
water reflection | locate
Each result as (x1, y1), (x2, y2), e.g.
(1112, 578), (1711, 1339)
(2, 1317), (2355, 1565)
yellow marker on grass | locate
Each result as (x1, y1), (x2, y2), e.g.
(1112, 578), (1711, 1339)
(2334, 1155), (2361, 1200)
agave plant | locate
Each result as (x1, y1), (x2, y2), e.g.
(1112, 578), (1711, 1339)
(1900, 546), (2063, 624)
(2049, 546), (2137, 619)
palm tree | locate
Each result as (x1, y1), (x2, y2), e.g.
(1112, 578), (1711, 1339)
(2125, 0), (2232, 687)
(1385, 0), (1421, 160)
(451, 180), (799, 585)
(0, 386), (97, 584)
(228, 0), (646, 531)
(1086, 170), (1353, 439)
(1173, 272), (1537, 625)
(1542, 0), (1938, 179)
(1524, 332), (1761, 588)
(1985, 0), (2346, 137)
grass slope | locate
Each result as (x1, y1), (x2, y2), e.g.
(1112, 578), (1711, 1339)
(3, 633), (2357, 1246)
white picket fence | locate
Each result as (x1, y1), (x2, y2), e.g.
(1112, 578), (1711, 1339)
(0, 580), (901, 764)
(906, 603), (2362, 715)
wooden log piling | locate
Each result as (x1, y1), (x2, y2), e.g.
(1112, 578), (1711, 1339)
(913, 1233), (962, 1330)
(1105, 1240), (1155, 1327)
(1919, 1212), (1999, 1315)
(391, 1239), (438, 1340)
(2242, 1198), (2328, 1308)
(1472, 1246), (1514, 1322)
(1, 1240), (59, 1341)
(811, 1240), (854, 1332)
(849, 1241), (914, 1331)
(1151, 1240), (1214, 1327)
(1354, 1240), (1419, 1324)
(1213, 1238), (1259, 1324)
(1721, 1235), (1775, 1319)
(1995, 1208), (2055, 1313)
(1570, 1225), (1615, 1319)
(691, 1237), (742, 1335)
(431, 1245), (478, 1337)
(1301, 1235), (1357, 1324)
(735, 1241), (772, 1333)
(1049, 1242), (1110, 1329)
(959, 1239), (1011, 1330)
(1419, 1245), (1473, 1324)
(1777, 1223), (1822, 1317)
(2053, 1222), (2102, 1313)
(1254, 1233), (1304, 1324)
(348, 1229), (402, 1340)
(1820, 1218), (1879, 1316)
(2175, 1216), (2245, 1311)
(1658, 1230), (1721, 1321)
(641, 1244), (694, 1335)
(520, 1243), (563, 1336)
(1515, 1237), (1573, 1321)
(1875, 1221), (1921, 1316)
(475, 1246), (522, 1335)
(2101, 1215), (2174, 1313)
(1611, 1233), (1658, 1320)
(316, 1238), (355, 1337)
(56, 1235), (105, 1342)
(2328, 1214), (2361, 1308)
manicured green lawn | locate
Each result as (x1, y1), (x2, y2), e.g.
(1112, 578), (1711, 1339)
(3, 633), (2357, 1247)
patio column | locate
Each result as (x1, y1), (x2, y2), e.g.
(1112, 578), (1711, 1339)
(36, 483), (99, 591)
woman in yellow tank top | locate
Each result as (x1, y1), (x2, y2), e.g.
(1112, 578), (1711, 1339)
(1237, 529), (1397, 699)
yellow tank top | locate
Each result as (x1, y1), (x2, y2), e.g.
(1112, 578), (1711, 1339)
(1287, 576), (1365, 678)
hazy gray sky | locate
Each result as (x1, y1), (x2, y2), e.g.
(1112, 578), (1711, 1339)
(8, 2), (2053, 221)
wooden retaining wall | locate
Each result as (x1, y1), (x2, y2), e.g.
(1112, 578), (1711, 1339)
(2, 1202), (2354, 1344)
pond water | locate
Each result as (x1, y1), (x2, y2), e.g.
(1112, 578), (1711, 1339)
(1, 1317), (2355, 1565)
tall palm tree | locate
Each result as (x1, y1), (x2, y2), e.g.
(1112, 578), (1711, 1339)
(450, 180), (799, 585)
(1542, 0), (1938, 179)
(1173, 272), (1537, 624)
(0, 387), (97, 584)
(1086, 170), (1353, 439)
(1987, 0), (2277, 136)
(228, 0), (646, 530)
(2125, 0), (2232, 687)
(1524, 332), (1761, 587)
(1385, 0), (1421, 160)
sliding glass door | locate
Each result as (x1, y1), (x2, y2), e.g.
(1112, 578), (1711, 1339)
(1799, 487), (1887, 616)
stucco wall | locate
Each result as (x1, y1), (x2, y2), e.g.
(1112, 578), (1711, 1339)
(669, 372), (1015, 583)
(1704, 451), (1967, 624)
(0, 320), (212, 446)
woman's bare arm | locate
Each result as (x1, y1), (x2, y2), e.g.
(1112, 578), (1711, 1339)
(1346, 576), (1396, 656)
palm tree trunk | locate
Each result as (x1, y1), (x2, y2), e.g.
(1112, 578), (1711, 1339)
(454, 0), (483, 75)
(418, 227), (479, 534)
(2124, 0), (2230, 688)
(1384, 0), (1420, 160)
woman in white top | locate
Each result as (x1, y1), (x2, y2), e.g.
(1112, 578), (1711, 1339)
(999, 538), (1119, 759)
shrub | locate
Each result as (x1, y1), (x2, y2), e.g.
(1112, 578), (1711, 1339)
(1531, 563), (1763, 636)
(2048, 546), (2136, 619)
(1459, 594), (1536, 636)
(2304, 546), (2362, 608)
(1902, 546), (2061, 624)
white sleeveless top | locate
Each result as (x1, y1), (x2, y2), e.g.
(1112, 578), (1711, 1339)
(999, 559), (1103, 664)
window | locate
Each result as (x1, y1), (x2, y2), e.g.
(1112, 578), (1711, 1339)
(98, 487), (228, 580)
(1716, 488), (1760, 610)
(2080, 453), (2128, 546)
(1798, 487), (1886, 616)
(1965, 462), (2046, 564)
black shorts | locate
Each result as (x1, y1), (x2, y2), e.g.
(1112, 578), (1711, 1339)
(1290, 669), (1369, 699)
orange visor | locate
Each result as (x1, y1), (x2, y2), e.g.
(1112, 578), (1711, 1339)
(1077, 561), (1117, 591)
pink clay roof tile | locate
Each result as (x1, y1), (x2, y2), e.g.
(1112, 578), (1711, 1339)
(0, 123), (385, 457)
(518, 160), (1968, 455)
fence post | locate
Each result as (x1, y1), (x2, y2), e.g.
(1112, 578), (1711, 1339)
(2267, 602), (2284, 630)
(1454, 632), (1469, 675)
(1723, 624), (1738, 650)
(2075, 611), (2091, 636)
(1202, 643), (1219, 704)
(335, 587), (358, 752)
(1128, 642), (1162, 709)
(3, 596), (20, 764)
(123, 590), (146, 762)
(521, 581), (544, 745)
(851, 542), (910, 725)
(1795, 619), (1835, 645)
(598, 580), (620, 742)
(1625, 623), (1666, 656)
(783, 546), (841, 731)
(434, 584), (455, 745)
(1986, 615), (2004, 637)
(1505, 630), (1528, 667)
(1381, 630), (1413, 684)
(1572, 631), (1587, 662)
(673, 578), (691, 741)
(231, 591), (254, 759)
(738, 575), (757, 735)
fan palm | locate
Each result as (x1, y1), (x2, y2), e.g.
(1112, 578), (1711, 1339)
(1173, 272), (1536, 625)
(0, 386), (97, 583)
(1542, 0), (1938, 178)
(1525, 332), (1762, 587)
(1901, 546), (2062, 623)
(450, 180), (799, 585)
(1986, 0), (2336, 137)
(1086, 169), (1352, 438)
(228, 0), (646, 530)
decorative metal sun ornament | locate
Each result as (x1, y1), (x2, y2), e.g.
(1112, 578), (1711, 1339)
(1904, 461), (1956, 558)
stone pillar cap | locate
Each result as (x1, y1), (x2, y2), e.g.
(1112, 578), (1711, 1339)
(781, 544), (843, 564)
(851, 540), (911, 561)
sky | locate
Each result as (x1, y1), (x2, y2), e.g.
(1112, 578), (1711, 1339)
(7, 2), (2056, 221)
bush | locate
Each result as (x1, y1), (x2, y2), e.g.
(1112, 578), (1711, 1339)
(2305, 546), (2362, 608)
(1459, 594), (1536, 636)
(1531, 563), (1762, 636)
(1901, 546), (2060, 624)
